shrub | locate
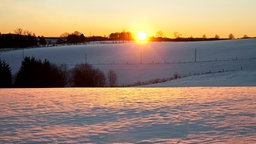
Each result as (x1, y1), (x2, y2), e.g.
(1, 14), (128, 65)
(0, 59), (12, 87)
(72, 64), (105, 87)
(173, 72), (180, 79)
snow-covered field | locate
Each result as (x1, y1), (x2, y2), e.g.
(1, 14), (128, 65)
(1, 39), (256, 86)
(0, 88), (255, 143)
(147, 70), (256, 87)
(1, 40), (256, 143)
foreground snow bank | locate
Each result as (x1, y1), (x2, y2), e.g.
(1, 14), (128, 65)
(1, 88), (255, 143)
(146, 70), (256, 87)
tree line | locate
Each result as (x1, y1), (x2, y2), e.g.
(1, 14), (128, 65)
(0, 28), (46, 49)
(150, 33), (252, 42)
(57, 31), (132, 44)
(1, 28), (254, 49)
(0, 57), (118, 88)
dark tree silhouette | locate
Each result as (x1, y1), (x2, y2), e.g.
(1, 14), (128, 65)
(0, 32), (38, 48)
(243, 35), (249, 39)
(60, 32), (70, 38)
(87, 36), (108, 41)
(38, 36), (47, 46)
(14, 57), (66, 87)
(229, 34), (235, 39)
(66, 31), (86, 44)
(72, 64), (105, 87)
(109, 32), (132, 41)
(0, 59), (12, 87)
(14, 28), (23, 35)
(215, 34), (220, 39)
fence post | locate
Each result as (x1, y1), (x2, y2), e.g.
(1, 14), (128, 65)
(194, 48), (197, 63)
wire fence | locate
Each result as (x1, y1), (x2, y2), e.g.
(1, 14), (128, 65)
(88, 57), (256, 66)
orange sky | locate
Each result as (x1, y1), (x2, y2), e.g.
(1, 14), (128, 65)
(0, 0), (256, 38)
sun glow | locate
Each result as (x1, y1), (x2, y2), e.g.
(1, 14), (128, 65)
(136, 32), (147, 41)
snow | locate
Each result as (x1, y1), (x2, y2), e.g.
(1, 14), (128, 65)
(0, 88), (255, 143)
(146, 70), (256, 87)
(1, 39), (256, 143)
(1, 38), (256, 86)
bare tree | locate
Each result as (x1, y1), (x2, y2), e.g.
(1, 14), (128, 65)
(174, 32), (182, 38)
(108, 70), (117, 87)
(72, 64), (105, 87)
(23, 30), (33, 36)
(156, 31), (164, 38)
(14, 28), (23, 35)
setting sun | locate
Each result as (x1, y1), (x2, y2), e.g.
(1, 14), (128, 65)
(137, 32), (147, 41)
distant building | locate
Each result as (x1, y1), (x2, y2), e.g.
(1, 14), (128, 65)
(45, 37), (64, 46)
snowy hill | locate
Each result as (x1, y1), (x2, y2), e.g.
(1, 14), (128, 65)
(145, 70), (256, 87)
(1, 39), (256, 86)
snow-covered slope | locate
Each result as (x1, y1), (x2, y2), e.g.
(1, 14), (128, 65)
(1, 39), (256, 86)
(145, 70), (256, 87)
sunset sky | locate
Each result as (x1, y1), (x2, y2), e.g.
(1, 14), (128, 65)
(1, 0), (256, 38)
